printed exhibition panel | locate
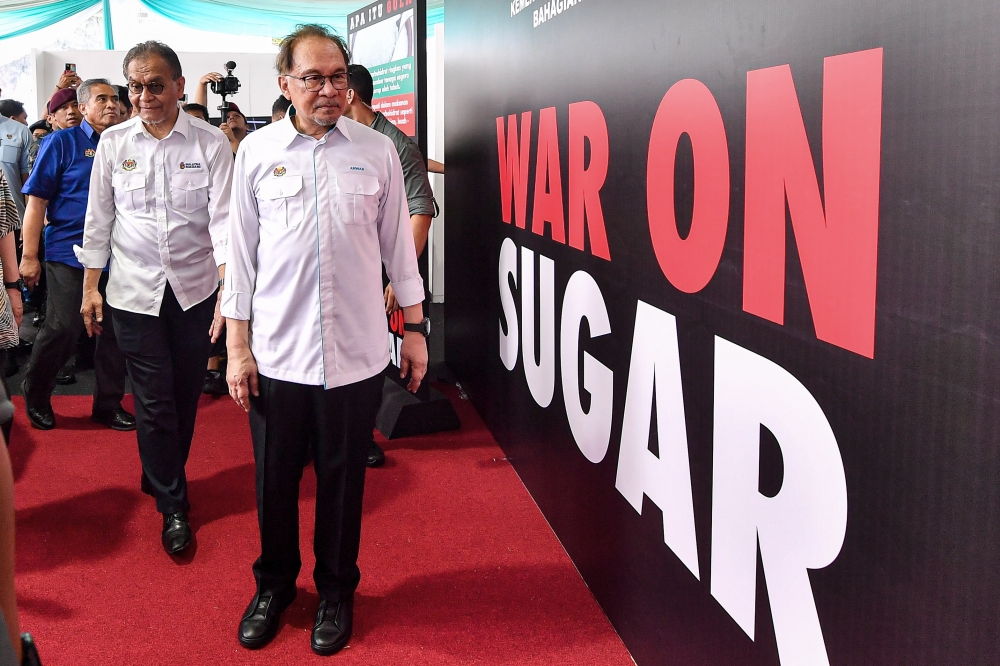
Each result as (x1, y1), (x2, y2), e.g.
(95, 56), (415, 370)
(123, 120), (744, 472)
(349, 0), (418, 136)
(444, 0), (1000, 664)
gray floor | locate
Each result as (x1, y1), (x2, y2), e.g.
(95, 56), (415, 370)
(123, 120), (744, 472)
(9, 302), (447, 397)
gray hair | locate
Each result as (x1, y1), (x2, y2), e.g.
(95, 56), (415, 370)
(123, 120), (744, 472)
(77, 78), (112, 105)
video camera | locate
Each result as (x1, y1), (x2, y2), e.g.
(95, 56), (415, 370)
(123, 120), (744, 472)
(211, 61), (241, 114)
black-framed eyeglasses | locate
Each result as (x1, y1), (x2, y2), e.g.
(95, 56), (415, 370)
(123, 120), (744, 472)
(284, 72), (349, 92)
(127, 81), (166, 95)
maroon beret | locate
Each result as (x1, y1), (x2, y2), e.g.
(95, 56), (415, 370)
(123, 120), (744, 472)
(48, 87), (77, 114)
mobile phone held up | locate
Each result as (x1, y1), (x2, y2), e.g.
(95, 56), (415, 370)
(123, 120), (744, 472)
(65, 63), (76, 73)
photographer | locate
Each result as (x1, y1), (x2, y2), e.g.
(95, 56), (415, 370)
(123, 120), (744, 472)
(195, 69), (246, 153)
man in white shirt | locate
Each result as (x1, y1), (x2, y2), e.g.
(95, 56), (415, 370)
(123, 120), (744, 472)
(77, 41), (232, 557)
(223, 24), (428, 656)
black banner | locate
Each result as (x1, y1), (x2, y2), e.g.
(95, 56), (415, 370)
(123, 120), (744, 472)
(445, 0), (1000, 664)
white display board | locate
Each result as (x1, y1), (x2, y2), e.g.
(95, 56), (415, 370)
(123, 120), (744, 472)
(35, 49), (283, 119)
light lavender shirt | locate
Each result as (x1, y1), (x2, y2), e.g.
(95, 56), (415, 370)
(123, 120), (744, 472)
(76, 111), (232, 314)
(222, 114), (423, 389)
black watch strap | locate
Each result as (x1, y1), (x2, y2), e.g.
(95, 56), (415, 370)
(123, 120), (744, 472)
(403, 317), (431, 337)
(4, 278), (23, 290)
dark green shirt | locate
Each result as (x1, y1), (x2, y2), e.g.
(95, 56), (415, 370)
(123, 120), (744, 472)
(369, 111), (435, 217)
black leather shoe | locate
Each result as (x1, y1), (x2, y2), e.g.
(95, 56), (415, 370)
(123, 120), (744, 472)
(202, 369), (227, 396)
(25, 404), (55, 430)
(238, 591), (295, 649)
(311, 598), (353, 656)
(91, 408), (136, 431)
(161, 511), (192, 554)
(367, 442), (385, 468)
(54, 366), (76, 385)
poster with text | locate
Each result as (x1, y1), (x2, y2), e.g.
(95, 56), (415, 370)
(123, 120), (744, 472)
(349, 0), (418, 136)
(445, 0), (1000, 664)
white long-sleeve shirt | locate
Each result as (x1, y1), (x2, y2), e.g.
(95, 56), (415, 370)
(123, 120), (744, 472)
(222, 114), (424, 389)
(76, 111), (232, 314)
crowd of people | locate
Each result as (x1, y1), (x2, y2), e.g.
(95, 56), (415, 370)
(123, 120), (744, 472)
(0, 22), (438, 661)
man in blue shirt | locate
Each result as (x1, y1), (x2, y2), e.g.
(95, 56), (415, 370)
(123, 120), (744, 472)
(19, 79), (133, 432)
(0, 105), (32, 222)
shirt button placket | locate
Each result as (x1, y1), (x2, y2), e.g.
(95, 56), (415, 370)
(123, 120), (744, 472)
(315, 141), (337, 386)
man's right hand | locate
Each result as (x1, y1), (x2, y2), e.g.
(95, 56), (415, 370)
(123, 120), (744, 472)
(199, 72), (223, 88)
(227, 344), (259, 413)
(219, 123), (235, 142)
(19, 255), (41, 290)
(56, 71), (81, 90)
(80, 287), (104, 337)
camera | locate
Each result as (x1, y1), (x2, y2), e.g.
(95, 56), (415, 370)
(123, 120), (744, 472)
(211, 61), (241, 113)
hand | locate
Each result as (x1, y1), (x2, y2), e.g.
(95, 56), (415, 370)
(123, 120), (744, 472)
(6, 288), (21, 329)
(57, 71), (81, 90)
(209, 291), (225, 342)
(199, 72), (223, 87)
(227, 344), (259, 412)
(80, 287), (104, 337)
(383, 284), (399, 314)
(19, 255), (41, 290)
(219, 123), (235, 142)
(399, 332), (428, 393)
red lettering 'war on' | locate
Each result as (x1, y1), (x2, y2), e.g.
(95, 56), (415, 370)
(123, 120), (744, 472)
(495, 47), (883, 358)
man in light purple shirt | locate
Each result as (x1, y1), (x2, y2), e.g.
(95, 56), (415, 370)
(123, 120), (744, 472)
(222, 25), (427, 656)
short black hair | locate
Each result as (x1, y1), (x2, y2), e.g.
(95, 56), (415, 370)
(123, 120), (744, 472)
(347, 64), (374, 106)
(0, 99), (26, 119)
(272, 96), (291, 116)
(182, 103), (210, 123)
(123, 41), (183, 80)
(117, 86), (133, 109)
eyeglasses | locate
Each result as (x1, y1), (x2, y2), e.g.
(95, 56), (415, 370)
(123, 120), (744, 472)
(284, 72), (349, 92)
(127, 81), (167, 95)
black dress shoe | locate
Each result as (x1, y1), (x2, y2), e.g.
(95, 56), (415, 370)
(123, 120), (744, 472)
(367, 442), (385, 468)
(25, 404), (55, 430)
(54, 366), (76, 385)
(311, 598), (353, 656)
(161, 511), (192, 554)
(91, 407), (136, 431)
(238, 591), (295, 649)
(202, 369), (228, 396)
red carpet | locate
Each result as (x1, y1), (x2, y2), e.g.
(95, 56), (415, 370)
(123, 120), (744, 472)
(8, 386), (633, 665)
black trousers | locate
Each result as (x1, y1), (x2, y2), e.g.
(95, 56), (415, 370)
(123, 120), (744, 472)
(112, 284), (215, 514)
(249, 372), (383, 602)
(23, 263), (127, 414)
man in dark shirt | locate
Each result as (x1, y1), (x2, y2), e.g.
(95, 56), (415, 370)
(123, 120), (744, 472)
(345, 63), (436, 467)
(19, 79), (133, 432)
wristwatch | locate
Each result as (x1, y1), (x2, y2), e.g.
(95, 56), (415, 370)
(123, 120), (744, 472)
(403, 317), (431, 337)
(4, 278), (24, 291)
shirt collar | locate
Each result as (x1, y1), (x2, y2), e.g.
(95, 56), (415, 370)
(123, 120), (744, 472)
(129, 106), (189, 142)
(282, 106), (352, 147)
(81, 119), (99, 140)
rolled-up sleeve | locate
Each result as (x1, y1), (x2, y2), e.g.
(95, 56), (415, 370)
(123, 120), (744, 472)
(377, 142), (424, 308)
(74, 136), (115, 268)
(221, 144), (259, 321)
(207, 140), (234, 267)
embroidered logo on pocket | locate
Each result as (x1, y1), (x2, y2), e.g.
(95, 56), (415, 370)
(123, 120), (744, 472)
(122, 159), (137, 171)
(273, 166), (286, 177)
(85, 148), (96, 158)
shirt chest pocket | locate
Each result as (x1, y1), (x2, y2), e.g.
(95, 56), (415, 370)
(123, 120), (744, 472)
(112, 173), (147, 213)
(0, 140), (18, 165)
(170, 172), (210, 214)
(257, 175), (304, 231)
(336, 172), (380, 225)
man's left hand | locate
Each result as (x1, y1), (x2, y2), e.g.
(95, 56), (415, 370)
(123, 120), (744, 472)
(399, 332), (428, 393)
(209, 291), (225, 342)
